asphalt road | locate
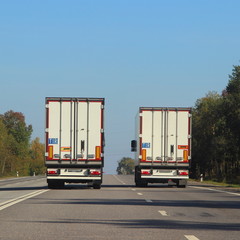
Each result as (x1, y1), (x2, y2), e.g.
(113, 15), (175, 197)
(0, 175), (239, 240)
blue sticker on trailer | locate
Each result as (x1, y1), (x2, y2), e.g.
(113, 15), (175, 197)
(142, 143), (150, 148)
(48, 138), (58, 144)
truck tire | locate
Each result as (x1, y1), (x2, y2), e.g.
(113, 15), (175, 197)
(135, 166), (141, 187)
(135, 166), (148, 187)
(48, 180), (64, 189)
(135, 181), (141, 187)
(140, 180), (148, 187)
(92, 181), (101, 189)
(93, 183), (101, 189)
(136, 180), (148, 187)
(177, 180), (187, 188)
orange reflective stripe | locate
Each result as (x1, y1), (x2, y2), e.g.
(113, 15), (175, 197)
(183, 150), (188, 161)
(48, 146), (53, 159)
(142, 149), (147, 161)
(95, 146), (101, 160)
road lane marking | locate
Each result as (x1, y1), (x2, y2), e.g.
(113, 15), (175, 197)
(137, 193), (143, 195)
(113, 175), (126, 185)
(0, 189), (49, 211)
(184, 235), (200, 240)
(158, 210), (168, 216)
(131, 188), (136, 191)
(190, 186), (240, 196)
(145, 199), (152, 203)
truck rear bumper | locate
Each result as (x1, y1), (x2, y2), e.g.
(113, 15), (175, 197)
(47, 176), (102, 180)
(46, 167), (102, 183)
(47, 176), (102, 184)
(141, 175), (189, 179)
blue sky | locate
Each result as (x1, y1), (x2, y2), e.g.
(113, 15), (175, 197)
(0, 0), (240, 173)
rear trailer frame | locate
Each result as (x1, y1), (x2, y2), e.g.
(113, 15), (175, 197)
(132, 107), (192, 188)
(45, 97), (105, 189)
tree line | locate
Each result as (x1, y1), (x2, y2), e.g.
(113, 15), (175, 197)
(192, 65), (240, 183)
(117, 65), (240, 184)
(0, 111), (45, 177)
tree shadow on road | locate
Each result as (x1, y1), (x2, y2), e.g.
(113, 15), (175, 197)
(38, 197), (240, 209)
(21, 218), (240, 231)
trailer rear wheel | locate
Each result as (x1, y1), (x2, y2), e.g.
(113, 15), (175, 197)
(135, 166), (148, 187)
(136, 180), (148, 187)
(176, 180), (187, 188)
(92, 181), (101, 189)
(48, 180), (64, 189)
(93, 183), (101, 189)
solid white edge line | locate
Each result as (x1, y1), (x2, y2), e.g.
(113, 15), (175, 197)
(184, 235), (200, 240)
(0, 190), (44, 207)
(0, 189), (49, 211)
(190, 186), (240, 196)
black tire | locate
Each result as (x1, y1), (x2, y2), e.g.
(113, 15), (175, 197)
(141, 180), (148, 187)
(136, 180), (148, 187)
(92, 180), (101, 189)
(176, 180), (187, 188)
(135, 181), (141, 187)
(93, 184), (101, 189)
(48, 180), (64, 189)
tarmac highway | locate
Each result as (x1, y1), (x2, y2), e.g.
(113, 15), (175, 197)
(0, 175), (239, 240)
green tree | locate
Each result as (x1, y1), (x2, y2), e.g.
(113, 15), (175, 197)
(116, 157), (135, 175)
(192, 91), (225, 180)
(192, 65), (240, 183)
(222, 65), (240, 182)
(0, 119), (15, 175)
(0, 110), (33, 176)
(224, 65), (240, 142)
(29, 137), (45, 175)
(0, 110), (32, 157)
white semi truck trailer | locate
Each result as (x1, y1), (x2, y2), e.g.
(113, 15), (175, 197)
(131, 107), (192, 188)
(45, 97), (105, 189)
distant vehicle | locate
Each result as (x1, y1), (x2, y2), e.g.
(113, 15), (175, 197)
(45, 97), (105, 189)
(131, 107), (192, 188)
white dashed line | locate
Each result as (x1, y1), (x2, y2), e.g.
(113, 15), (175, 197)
(131, 188), (136, 191)
(137, 193), (143, 196)
(158, 210), (168, 216)
(184, 235), (200, 240)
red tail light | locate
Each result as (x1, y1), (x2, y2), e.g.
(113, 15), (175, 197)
(90, 170), (101, 176)
(179, 170), (188, 176)
(141, 170), (151, 175)
(47, 169), (58, 175)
